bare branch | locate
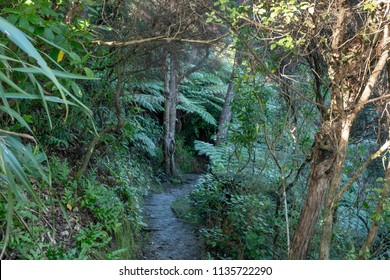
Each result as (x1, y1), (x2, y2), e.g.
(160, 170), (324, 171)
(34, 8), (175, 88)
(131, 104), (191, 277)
(336, 140), (390, 202)
(0, 129), (36, 142)
(92, 32), (229, 47)
(354, 24), (390, 114)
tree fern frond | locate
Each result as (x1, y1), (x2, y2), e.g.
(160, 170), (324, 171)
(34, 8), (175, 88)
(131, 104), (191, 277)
(134, 93), (164, 112)
(194, 140), (231, 171)
(133, 132), (157, 157)
(131, 79), (164, 96)
(178, 95), (217, 126)
(187, 72), (224, 86)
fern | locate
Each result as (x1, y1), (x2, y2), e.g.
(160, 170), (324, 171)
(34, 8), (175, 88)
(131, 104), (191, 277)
(131, 79), (164, 95)
(133, 132), (157, 157)
(195, 140), (230, 169)
(187, 72), (224, 85)
(195, 139), (277, 183)
(134, 93), (164, 112)
(178, 95), (217, 126)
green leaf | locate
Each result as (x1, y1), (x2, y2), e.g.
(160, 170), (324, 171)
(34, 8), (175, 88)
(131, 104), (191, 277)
(0, 16), (74, 124)
(83, 67), (94, 78)
(0, 106), (34, 134)
(70, 81), (82, 98)
(13, 67), (98, 80)
(43, 27), (54, 40)
(18, 17), (33, 33)
(1, 92), (76, 105)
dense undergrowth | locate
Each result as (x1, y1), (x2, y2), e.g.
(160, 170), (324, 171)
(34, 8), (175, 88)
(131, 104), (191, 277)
(1, 0), (389, 261)
(0, 148), (156, 259)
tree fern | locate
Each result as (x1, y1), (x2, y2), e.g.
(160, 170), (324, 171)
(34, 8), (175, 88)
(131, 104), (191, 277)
(129, 79), (165, 112)
(186, 71), (224, 85)
(131, 79), (164, 96)
(194, 140), (230, 170)
(133, 93), (164, 112)
(178, 95), (217, 126)
(133, 132), (157, 157)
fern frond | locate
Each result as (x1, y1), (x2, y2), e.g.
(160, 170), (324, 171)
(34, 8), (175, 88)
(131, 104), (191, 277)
(187, 72), (224, 86)
(178, 95), (217, 126)
(134, 93), (164, 112)
(131, 79), (164, 95)
(133, 132), (157, 157)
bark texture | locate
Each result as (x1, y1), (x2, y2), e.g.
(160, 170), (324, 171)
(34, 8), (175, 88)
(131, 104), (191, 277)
(289, 0), (390, 259)
(163, 50), (179, 177)
(216, 51), (242, 145)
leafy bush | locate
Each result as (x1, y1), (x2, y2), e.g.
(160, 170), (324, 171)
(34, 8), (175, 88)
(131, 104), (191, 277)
(81, 180), (125, 232)
(0, 14), (93, 259)
(76, 223), (111, 259)
(190, 173), (277, 259)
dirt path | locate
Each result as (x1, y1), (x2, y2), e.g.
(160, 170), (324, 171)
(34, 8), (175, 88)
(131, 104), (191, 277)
(142, 174), (202, 260)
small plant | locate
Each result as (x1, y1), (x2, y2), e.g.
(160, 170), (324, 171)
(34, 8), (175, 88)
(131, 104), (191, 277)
(81, 179), (125, 232)
(76, 223), (111, 259)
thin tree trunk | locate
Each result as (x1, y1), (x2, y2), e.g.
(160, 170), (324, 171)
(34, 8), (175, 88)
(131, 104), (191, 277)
(168, 52), (178, 176)
(163, 50), (171, 176)
(358, 160), (390, 259)
(216, 51), (242, 145)
(73, 64), (124, 180)
(162, 47), (217, 177)
(163, 50), (178, 177)
(319, 118), (352, 259)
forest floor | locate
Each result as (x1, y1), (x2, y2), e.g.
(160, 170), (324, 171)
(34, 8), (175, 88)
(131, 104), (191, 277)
(141, 174), (202, 260)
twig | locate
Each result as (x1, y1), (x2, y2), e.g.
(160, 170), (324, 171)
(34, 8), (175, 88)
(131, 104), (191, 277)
(0, 129), (36, 142)
(92, 32), (229, 47)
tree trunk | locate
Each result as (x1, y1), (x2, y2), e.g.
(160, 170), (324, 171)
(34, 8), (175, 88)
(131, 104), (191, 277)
(290, 1), (389, 259)
(319, 118), (352, 259)
(73, 64), (124, 180)
(162, 47), (215, 177)
(288, 120), (338, 259)
(216, 51), (242, 145)
(163, 50), (179, 177)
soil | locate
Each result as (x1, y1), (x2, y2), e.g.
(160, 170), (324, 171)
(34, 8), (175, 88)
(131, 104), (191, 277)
(142, 174), (202, 260)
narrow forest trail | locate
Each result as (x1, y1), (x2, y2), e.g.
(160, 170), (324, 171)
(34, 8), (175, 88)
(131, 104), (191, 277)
(142, 174), (202, 260)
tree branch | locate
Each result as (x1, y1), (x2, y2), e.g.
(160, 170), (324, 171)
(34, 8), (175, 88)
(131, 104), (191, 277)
(73, 63), (125, 180)
(92, 32), (229, 47)
(336, 140), (390, 202)
(0, 129), (36, 142)
(354, 23), (389, 114)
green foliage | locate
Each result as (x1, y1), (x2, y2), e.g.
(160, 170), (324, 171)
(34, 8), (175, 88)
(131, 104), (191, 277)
(82, 180), (125, 232)
(190, 174), (276, 259)
(228, 194), (274, 259)
(178, 95), (218, 126)
(76, 223), (111, 259)
(131, 79), (165, 112)
(1, 151), (155, 259)
(125, 115), (162, 158)
(175, 135), (203, 174)
(0, 13), (94, 258)
(195, 140), (231, 172)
